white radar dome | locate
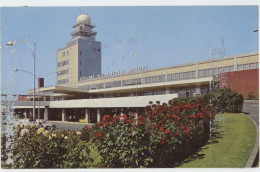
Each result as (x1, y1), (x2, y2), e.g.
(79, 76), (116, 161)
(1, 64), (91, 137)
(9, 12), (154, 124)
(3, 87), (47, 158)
(77, 14), (91, 25)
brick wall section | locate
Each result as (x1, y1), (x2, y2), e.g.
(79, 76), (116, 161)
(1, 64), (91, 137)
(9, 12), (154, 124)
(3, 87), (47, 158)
(219, 69), (259, 99)
(17, 95), (30, 101)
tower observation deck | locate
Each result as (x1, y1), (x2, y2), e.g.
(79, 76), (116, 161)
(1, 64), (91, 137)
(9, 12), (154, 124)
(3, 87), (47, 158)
(71, 14), (97, 41)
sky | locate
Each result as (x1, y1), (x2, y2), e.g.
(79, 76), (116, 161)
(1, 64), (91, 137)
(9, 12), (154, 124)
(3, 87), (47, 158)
(1, 6), (259, 95)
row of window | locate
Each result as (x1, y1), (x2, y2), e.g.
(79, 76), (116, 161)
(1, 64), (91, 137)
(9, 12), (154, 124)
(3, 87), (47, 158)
(78, 62), (259, 90)
(143, 75), (165, 84)
(167, 71), (196, 81)
(79, 49), (101, 57)
(58, 69), (69, 76)
(79, 83), (104, 90)
(122, 78), (141, 86)
(198, 66), (234, 78)
(57, 78), (68, 85)
(105, 81), (121, 88)
(57, 60), (69, 67)
(237, 62), (259, 71)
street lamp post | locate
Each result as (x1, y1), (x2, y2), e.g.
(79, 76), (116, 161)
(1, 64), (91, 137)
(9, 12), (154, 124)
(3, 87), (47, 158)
(33, 43), (36, 122)
(7, 41), (36, 122)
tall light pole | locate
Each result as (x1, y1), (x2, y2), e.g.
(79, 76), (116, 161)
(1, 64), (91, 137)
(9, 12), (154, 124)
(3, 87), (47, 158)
(7, 41), (36, 122)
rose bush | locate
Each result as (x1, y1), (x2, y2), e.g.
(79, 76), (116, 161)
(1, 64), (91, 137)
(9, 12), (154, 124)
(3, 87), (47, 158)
(91, 113), (153, 168)
(92, 97), (215, 167)
(1, 125), (93, 168)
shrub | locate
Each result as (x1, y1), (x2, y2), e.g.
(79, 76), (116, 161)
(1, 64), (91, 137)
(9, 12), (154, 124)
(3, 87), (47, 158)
(91, 113), (153, 168)
(202, 88), (244, 113)
(2, 125), (93, 168)
(149, 99), (214, 167)
(247, 92), (256, 100)
(1, 132), (8, 168)
(92, 97), (215, 167)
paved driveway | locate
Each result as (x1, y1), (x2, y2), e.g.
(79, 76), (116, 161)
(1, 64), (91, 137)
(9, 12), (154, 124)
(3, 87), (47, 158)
(243, 100), (259, 126)
(47, 121), (94, 131)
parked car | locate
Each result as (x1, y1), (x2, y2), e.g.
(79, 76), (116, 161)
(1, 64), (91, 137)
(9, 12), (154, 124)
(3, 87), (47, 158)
(37, 120), (56, 130)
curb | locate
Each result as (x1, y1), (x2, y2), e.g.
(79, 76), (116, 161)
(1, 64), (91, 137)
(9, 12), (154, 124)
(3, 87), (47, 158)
(244, 114), (259, 168)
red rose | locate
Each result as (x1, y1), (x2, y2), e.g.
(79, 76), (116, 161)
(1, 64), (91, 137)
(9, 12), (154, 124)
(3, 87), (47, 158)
(138, 116), (143, 120)
(165, 129), (170, 134)
(94, 132), (103, 138)
(85, 126), (89, 129)
(159, 127), (164, 132)
(97, 122), (103, 126)
(138, 121), (144, 126)
(131, 112), (137, 117)
(174, 131), (180, 136)
(120, 114), (127, 122)
(103, 123), (109, 127)
(102, 115), (111, 123)
(198, 131), (201, 135)
(185, 126), (191, 132)
(113, 115), (120, 121)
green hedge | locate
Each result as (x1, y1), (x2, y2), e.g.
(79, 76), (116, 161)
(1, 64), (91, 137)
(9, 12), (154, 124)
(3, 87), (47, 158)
(201, 88), (244, 113)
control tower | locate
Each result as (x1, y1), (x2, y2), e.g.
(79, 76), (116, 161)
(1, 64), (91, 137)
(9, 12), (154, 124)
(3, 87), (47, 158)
(57, 14), (101, 88)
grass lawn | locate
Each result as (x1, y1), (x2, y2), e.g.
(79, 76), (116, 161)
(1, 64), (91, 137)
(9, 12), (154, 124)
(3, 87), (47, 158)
(178, 113), (256, 168)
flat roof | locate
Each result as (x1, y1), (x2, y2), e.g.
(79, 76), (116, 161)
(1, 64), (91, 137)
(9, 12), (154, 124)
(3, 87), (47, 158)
(28, 77), (217, 96)
(28, 86), (90, 96)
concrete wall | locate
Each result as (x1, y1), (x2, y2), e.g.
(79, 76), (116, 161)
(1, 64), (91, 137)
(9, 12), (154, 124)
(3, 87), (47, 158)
(49, 93), (178, 108)
(219, 69), (259, 98)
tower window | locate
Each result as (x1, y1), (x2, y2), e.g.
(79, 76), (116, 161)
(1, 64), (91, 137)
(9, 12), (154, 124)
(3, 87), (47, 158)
(80, 51), (82, 56)
(80, 61), (82, 66)
(80, 71), (82, 76)
(97, 49), (100, 52)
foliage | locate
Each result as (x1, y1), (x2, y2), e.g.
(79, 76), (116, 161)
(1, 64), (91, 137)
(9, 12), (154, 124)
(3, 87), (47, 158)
(91, 113), (152, 168)
(92, 97), (215, 168)
(2, 125), (93, 169)
(148, 99), (214, 167)
(1, 96), (219, 168)
(194, 88), (244, 113)
(1, 132), (8, 168)
(247, 92), (256, 100)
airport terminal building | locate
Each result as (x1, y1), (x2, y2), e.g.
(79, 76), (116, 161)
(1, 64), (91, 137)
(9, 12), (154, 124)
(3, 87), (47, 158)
(5, 14), (259, 124)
